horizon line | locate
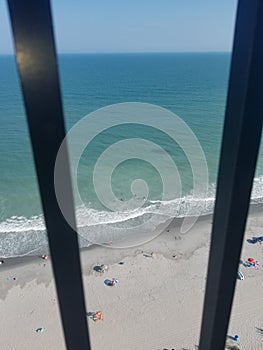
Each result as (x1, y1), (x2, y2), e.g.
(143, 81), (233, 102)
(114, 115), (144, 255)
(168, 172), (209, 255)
(0, 50), (231, 56)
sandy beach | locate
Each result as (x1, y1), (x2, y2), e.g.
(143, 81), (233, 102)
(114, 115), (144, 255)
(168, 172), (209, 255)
(0, 205), (262, 350)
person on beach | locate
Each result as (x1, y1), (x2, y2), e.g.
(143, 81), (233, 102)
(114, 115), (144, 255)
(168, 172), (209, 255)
(93, 311), (103, 321)
(252, 261), (260, 268)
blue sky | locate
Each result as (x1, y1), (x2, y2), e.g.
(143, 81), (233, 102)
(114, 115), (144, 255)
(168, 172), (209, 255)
(0, 0), (237, 54)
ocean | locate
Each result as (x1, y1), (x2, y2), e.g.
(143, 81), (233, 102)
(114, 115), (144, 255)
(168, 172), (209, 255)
(0, 53), (262, 257)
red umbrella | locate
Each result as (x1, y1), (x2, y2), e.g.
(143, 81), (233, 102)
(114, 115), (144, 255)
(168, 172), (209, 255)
(248, 258), (255, 263)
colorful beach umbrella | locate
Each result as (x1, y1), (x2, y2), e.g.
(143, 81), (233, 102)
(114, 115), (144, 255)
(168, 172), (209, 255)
(258, 236), (263, 242)
(248, 258), (255, 263)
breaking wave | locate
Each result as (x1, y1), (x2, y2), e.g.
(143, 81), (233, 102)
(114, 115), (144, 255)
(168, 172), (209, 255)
(0, 175), (263, 258)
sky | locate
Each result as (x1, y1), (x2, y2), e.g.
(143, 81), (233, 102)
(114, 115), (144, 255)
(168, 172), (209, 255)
(0, 0), (237, 54)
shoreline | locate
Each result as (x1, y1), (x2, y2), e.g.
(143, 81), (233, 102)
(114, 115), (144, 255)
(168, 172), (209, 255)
(0, 211), (214, 269)
(1, 202), (262, 268)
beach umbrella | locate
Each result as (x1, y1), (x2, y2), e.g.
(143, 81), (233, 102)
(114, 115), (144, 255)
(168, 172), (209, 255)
(248, 258), (254, 263)
(258, 236), (263, 242)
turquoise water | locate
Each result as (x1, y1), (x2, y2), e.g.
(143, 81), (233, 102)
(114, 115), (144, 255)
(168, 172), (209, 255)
(0, 53), (262, 256)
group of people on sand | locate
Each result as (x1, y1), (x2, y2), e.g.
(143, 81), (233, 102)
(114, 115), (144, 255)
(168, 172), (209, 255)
(88, 264), (121, 322)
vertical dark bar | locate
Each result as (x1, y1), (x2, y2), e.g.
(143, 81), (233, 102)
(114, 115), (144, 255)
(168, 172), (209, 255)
(199, 1), (263, 349)
(6, 1), (91, 349)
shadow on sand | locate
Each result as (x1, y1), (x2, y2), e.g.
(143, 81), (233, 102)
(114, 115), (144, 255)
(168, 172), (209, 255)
(256, 327), (263, 335)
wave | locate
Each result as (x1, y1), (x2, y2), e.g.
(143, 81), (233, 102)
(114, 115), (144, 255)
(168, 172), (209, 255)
(1, 175), (263, 258)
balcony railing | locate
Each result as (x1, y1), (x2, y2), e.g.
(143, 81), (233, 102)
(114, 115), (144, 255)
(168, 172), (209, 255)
(5, 0), (263, 349)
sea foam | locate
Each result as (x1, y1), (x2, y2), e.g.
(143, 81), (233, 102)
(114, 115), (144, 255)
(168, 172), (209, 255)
(0, 175), (263, 258)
